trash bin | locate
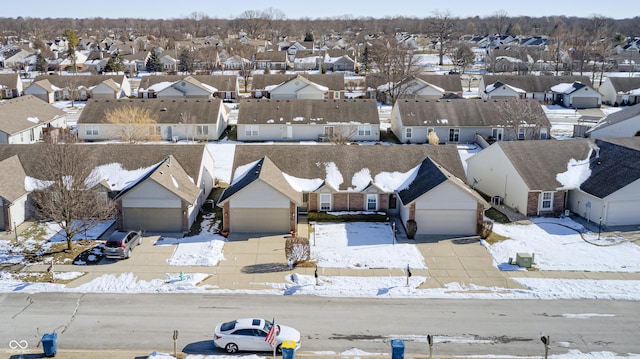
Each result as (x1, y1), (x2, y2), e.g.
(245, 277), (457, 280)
(42, 332), (57, 357)
(281, 339), (297, 359)
(391, 339), (404, 359)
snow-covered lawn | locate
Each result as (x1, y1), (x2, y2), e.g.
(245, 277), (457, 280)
(486, 217), (640, 272)
(311, 221), (426, 269)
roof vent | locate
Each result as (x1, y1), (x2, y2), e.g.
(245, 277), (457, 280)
(161, 107), (167, 111)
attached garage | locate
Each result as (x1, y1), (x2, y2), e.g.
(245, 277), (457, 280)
(606, 201), (640, 226)
(123, 207), (182, 232)
(217, 157), (302, 234)
(414, 209), (477, 235)
(230, 208), (290, 233)
(571, 96), (599, 109)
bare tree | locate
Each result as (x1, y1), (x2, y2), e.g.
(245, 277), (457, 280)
(31, 135), (115, 251)
(488, 10), (510, 35)
(496, 99), (549, 140)
(427, 10), (457, 66)
(326, 124), (359, 145)
(445, 42), (475, 73)
(366, 36), (423, 105)
(104, 106), (160, 143)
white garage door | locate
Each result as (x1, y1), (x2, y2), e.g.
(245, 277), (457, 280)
(123, 207), (182, 233)
(414, 209), (477, 235)
(231, 208), (290, 233)
(572, 97), (598, 109)
(607, 201), (640, 226)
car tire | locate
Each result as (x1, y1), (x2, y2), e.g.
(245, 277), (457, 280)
(225, 343), (238, 353)
(276, 344), (283, 354)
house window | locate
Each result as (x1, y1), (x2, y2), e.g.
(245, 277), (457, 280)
(367, 194), (378, 211)
(320, 194), (332, 211)
(405, 127), (412, 139)
(491, 128), (503, 141)
(86, 125), (99, 136)
(282, 125), (293, 139)
(358, 125), (371, 136)
(30, 128), (35, 142)
(333, 91), (340, 99)
(197, 125), (209, 136)
(449, 128), (460, 142)
(518, 127), (525, 140)
(245, 125), (259, 136)
(541, 192), (553, 210)
(540, 128), (548, 139)
(149, 126), (161, 136)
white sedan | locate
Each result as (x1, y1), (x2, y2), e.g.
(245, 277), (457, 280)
(213, 318), (301, 353)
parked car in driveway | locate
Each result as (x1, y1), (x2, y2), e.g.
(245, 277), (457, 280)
(104, 230), (142, 259)
(213, 318), (301, 353)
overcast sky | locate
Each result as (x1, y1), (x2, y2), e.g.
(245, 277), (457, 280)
(2, 0), (638, 20)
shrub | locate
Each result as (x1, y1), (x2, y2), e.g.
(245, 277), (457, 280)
(406, 219), (417, 239)
(308, 211), (388, 222)
(285, 237), (310, 266)
(479, 220), (493, 239)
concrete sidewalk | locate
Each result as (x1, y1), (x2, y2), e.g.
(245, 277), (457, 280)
(16, 216), (640, 292)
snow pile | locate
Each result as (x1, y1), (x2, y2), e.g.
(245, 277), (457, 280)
(160, 234), (226, 266)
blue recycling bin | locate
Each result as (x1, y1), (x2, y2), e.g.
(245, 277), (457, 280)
(281, 340), (297, 359)
(391, 339), (404, 359)
(42, 332), (57, 357)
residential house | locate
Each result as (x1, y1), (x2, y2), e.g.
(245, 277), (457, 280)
(23, 79), (61, 103)
(0, 155), (29, 232)
(30, 74), (132, 101)
(218, 144), (488, 235)
(269, 75), (330, 100)
(138, 75), (239, 102)
(0, 73), (24, 99)
(322, 54), (356, 72)
(0, 95), (67, 144)
(478, 75), (593, 103)
(585, 105), (640, 138)
(160, 54), (178, 72)
(598, 77), (640, 106)
(251, 73), (345, 99)
(0, 143), (214, 234)
(254, 51), (288, 71)
(551, 81), (601, 109)
(390, 98), (551, 144)
(466, 139), (593, 218)
(566, 138), (640, 227)
(292, 52), (322, 71)
(379, 74), (463, 104)
(77, 98), (229, 142)
(236, 99), (379, 142)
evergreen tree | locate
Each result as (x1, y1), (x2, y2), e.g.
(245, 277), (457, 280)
(63, 29), (79, 73)
(104, 52), (126, 73)
(35, 53), (48, 72)
(178, 49), (195, 74)
(146, 51), (162, 73)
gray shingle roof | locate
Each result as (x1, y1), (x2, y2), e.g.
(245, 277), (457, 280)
(0, 155), (27, 203)
(496, 139), (593, 191)
(230, 144), (466, 191)
(587, 104), (640, 132)
(395, 98), (550, 127)
(252, 73), (344, 91)
(77, 98), (224, 125)
(237, 99), (379, 125)
(32, 74), (127, 89)
(581, 138), (640, 198)
(218, 156), (301, 205)
(138, 75), (238, 92)
(0, 95), (66, 135)
(0, 143), (206, 180)
(481, 75), (593, 92)
(414, 74), (463, 92)
(606, 77), (640, 93)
